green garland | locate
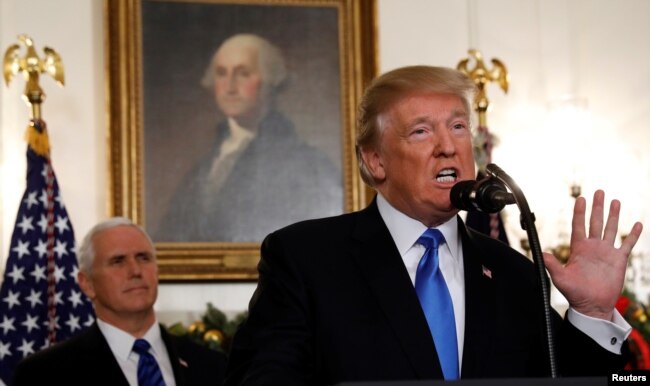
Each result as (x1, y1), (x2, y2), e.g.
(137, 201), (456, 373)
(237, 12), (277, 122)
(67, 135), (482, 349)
(166, 291), (650, 366)
(619, 289), (650, 340)
(166, 302), (248, 353)
(617, 289), (650, 369)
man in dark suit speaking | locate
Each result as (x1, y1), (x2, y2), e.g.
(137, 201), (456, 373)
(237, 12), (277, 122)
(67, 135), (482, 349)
(12, 217), (226, 386)
(224, 66), (644, 384)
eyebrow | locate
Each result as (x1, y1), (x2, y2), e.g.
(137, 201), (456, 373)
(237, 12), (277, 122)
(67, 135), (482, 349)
(406, 116), (430, 126)
(405, 109), (468, 127)
(107, 250), (153, 260)
(107, 254), (126, 262)
(446, 109), (470, 124)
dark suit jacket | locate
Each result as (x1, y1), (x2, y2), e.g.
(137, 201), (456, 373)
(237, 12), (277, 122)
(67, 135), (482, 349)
(154, 110), (343, 242)
(224, 200), (626, 385)
(12, 323), (227, 386)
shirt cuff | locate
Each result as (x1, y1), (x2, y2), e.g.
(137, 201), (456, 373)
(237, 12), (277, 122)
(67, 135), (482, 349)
(567, 308), (632, 354)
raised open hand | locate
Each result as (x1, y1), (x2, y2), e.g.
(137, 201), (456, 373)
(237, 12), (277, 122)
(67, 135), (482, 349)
(543, 190), (643, 320)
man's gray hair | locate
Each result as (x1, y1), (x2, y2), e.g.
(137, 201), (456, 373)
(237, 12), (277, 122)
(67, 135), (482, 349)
(77, 217), (154, 274)
(201, 33), (287, 90)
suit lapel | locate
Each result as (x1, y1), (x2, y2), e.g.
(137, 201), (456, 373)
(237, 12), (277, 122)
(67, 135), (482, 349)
(87, 324), (132, 386)
(457, 218), (498, 377)
(161, 326), (188, 386)
(350, 200), (443, 379)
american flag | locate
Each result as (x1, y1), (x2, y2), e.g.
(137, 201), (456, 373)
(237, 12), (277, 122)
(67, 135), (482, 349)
(0, 120), (95, 386)
(482, 265), (493, 279)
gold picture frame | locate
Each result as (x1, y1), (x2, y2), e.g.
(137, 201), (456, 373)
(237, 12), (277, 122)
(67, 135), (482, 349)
(105, 0), (377, 281)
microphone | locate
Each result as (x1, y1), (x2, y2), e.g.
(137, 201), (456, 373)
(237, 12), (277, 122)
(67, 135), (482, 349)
(450, 178), (516, 213)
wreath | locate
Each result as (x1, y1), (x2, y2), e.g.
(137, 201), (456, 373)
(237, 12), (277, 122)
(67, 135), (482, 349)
(166, 302), (247, 354)
(616, 290), (650, 369)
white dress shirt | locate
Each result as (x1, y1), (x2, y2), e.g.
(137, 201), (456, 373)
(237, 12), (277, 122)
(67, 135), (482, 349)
(204, 117), (256, 196)
(97, 318), (176, 386)
(375, 193), (631, 369)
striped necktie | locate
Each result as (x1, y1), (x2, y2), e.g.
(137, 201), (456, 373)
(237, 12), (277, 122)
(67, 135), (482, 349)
(132, 339), (166, 386)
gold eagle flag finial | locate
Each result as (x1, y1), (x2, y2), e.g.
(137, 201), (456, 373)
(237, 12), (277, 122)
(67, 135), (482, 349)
(3, 35), (65, 157)
(457, 49), (509, 173)
(457, 49), (508, 128)
(3, 34), (65, 120)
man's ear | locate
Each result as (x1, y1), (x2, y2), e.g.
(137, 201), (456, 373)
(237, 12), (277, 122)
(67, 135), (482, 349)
(78, 270), (95, 300)
(361, 147), (386, 183)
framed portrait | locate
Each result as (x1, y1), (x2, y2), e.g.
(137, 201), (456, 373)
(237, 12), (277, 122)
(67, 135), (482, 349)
(105, 0), (377, 281)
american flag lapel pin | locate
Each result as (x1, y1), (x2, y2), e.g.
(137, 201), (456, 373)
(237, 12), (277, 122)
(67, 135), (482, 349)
(482, 265), (492, 279)
(179, 358), (188, 368)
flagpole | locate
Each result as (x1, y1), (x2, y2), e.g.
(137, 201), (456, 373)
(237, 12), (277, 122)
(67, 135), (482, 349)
(4, 34), (67, 344)
(1, 36), (94, 385)
(457, 50), (511, 245)
(457, 49), (509, 173)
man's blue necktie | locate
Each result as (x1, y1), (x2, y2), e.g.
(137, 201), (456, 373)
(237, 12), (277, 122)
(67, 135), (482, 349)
(133, 339), (166, 386)
(415, 229), (459, 380)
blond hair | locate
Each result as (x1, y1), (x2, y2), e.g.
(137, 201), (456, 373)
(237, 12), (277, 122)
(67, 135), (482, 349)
(355, 66), (476, 186)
